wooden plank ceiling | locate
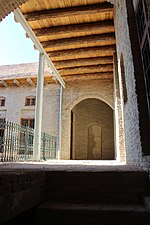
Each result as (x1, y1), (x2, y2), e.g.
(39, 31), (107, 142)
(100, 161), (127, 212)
(20, 0), (116, 81)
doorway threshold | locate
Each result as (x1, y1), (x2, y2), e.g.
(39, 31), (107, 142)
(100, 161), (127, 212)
(46, 160), (125, 166)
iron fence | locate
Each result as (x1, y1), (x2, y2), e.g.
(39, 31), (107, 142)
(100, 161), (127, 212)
(0, 120), (56, 162)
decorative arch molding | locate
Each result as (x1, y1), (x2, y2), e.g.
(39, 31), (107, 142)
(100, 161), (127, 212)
(66, 93), (114, 111)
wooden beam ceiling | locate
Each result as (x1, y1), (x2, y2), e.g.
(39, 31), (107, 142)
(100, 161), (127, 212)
(23, 3), (113, 21)
(20, 0), (116, 82)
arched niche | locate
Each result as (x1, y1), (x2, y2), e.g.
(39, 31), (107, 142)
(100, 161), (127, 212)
(70, 98), (114, 160)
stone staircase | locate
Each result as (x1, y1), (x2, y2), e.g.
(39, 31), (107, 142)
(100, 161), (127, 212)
(37, 167), (150, 225)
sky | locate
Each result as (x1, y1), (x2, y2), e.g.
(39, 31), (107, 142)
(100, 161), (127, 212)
(0, 12), (39, 66)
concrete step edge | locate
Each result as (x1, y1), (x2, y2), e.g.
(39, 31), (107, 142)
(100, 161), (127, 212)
(38, 201), (148, 214)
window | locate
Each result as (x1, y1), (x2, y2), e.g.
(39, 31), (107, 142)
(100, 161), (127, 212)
(137, 0), (150, 117)
(25, 96), (36, 106)
(0, 97), (5, 107)
(21, 118), (35, 129)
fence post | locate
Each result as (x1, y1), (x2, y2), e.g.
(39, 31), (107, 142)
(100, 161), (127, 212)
(43, 132), (46, 160)
(24, 128), (28, 160)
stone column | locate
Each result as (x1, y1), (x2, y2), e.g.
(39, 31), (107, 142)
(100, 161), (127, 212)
(33, 53), (45, 161)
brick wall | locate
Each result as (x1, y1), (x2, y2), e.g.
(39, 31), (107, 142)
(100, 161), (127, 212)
(72, 98), (114, 160)
(0, 78), (114, 161)
(113, 0), (142, 166)
(0, 84), (60, 159)
(0, 170), (46, 224)
(112, 0), (150, 169)
(61, 79), (114, 159)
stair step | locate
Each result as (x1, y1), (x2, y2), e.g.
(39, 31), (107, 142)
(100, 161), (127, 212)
(46, 171), (149, 204)
(37, 201), (149, 225)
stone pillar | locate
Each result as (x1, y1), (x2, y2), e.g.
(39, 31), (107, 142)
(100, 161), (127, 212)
(113, 52), (126, 163)
(33, 53), (45, 161)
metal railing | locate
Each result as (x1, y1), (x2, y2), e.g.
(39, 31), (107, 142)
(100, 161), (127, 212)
(0, 120), (56, 162)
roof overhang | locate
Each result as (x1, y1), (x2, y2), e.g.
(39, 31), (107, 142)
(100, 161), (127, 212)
(14, 8), (65, 88)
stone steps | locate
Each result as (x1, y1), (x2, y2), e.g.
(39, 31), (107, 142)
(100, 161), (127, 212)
(2, 166), (149, 225)
(36, 169), (150, 225)
(37, 201), (149, 225)
(46, 170), (149, 204)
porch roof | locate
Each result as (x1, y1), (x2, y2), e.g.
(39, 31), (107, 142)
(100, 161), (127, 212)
(17, 0), (115, 83)
(0, 62), (54, 87)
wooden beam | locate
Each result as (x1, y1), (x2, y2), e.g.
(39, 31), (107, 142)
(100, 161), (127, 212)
(41, 33), (116, 51)
(33, 20), (115, 38)
(48, 45), (116, 61)
(53, 56), (113, 69)
(13, 79), (21, 87)
(58, 64), (113, 76)
(0, 80), (8, 87)
(26, 77), (35, 87)
(24, 3), (113, 21)
(63, 72), (113, 81)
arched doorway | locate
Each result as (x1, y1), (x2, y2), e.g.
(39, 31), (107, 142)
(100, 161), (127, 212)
(70, 98), (114, 160)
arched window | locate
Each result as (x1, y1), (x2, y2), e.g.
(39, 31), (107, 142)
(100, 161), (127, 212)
(0, 97), (6, 107)
(25, 96), (36, 106)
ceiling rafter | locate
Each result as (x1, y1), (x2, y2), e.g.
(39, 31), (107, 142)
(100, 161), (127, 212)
(32, 20), (115, 38)
(26, 77), (35, 87)
(0, 80), (8, 87)
(40, 33), (116, 50)
(58, 64), (113, 76)
(13, 79), (21, 87)
(47, 45), (116, 61)
(23, 2), (113, 21)
(52, 56), (113, 69)
(62, 72), (113, 80)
